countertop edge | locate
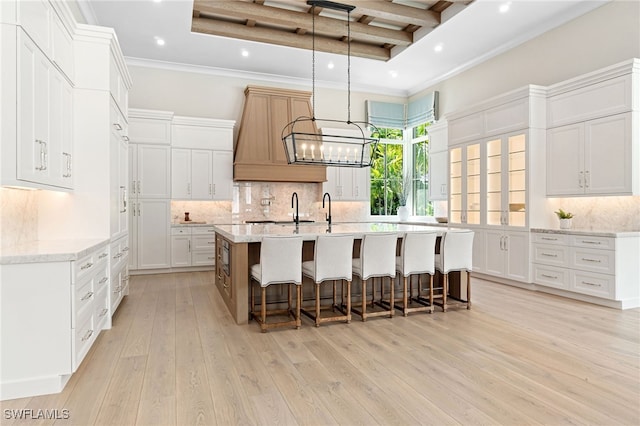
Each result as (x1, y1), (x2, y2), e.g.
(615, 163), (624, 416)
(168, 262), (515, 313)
(531, 228), (640, 238)
(0, 238), (110, 265)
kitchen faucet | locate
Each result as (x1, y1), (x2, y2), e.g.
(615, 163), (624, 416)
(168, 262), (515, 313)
(291, 192), (299, 225)
(322, 192), (332, 226)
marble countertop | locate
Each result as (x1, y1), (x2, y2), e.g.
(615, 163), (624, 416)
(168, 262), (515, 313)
(171, 222), (215, 227)
(0, 238), (110, 265)
(213, 222), (468, 243)
(531, 228), (640, 238)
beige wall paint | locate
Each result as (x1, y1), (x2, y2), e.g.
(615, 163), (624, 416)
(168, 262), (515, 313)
(412, 0), (640, 118)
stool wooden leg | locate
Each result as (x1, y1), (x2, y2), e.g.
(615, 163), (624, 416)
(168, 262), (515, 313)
(389, 276), (394, 318)
(346, 280), (352, 324)
(467, 270), (471, 310)
(296, 285), (302, 329)
(315, 283), (321, 327)
(332, 280), (337, 311)
(362, 278), (367, 321)
(429, 274), (434, 312)
(261, 286), (267, 332)
(250, 279), (255, 319)
(442, 274), (448, 312)
(403, 276), (409, 316)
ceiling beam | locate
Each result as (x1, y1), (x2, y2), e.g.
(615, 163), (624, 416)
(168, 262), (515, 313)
(192, 17), (390, 60)
(193, 1), (412, 46)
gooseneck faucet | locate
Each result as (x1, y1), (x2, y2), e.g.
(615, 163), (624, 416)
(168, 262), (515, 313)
(322, 192), (332, 226)
(291, 192), (299, 225)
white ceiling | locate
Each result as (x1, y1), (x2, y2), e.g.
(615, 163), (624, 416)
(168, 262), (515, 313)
(80, 0), (609, 96)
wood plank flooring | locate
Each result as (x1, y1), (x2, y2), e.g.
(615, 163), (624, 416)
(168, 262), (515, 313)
(2, 272), (639, 425)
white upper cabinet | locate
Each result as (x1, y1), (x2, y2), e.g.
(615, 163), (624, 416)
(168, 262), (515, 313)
(546, 59), (639, 196)
(211, 150), (233, 200)
(427, 121), (448, 201)
(135, 145), (171, 199)
(128, 109), (174, 145)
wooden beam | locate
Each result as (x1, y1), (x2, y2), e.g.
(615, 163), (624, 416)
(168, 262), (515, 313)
(192, 17), (390, 60)
(193, 0), (412, 46)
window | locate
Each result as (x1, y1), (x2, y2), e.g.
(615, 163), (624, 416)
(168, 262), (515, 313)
(412, 123), (434, 216)
(370, 128), (403, 216)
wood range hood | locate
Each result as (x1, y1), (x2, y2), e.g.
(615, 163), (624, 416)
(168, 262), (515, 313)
(234, 85), (326, 183)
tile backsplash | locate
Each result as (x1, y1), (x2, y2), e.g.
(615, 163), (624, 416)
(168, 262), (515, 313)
(1, 188), (39, 250)
(546, 196), (640, 231)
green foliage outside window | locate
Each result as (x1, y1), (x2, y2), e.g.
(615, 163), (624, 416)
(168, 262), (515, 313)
(370, 140), (403, 216)
(413, 140), (434, 216)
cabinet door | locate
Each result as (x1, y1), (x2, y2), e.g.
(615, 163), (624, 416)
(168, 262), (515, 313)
(191, 149), (213, 199)
(505, 231), (530, 282)
(138, 145), (170, 198)
(49, 67), (73, 189)
(137, 199), (171, 269)
(171, 235), (191, 267)
(505, 133), (527, 227)
(323, 166), (341, 199)
(429, 150), (447, 201)
(212, 150), (233, 200)
(484, 230), (506, 277)
(471, 228), (486, 274)
(547, 124), (584, 196)
(128, 147), (138, 270)
(171, 148), (191, 199)
(17, 30), (51, 185)
(585, 113), (632, 195)
(18, 0), (51, 56)
(449, 147), (463, 224)
(118, 138), (129, 236)
(465, 143), (481, 225)
(352, 167), (370, 201)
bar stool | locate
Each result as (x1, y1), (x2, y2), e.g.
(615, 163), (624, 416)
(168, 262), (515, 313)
(395, 231), (438, 316)
(301, 234), (354, 327)
(351, 232), (398, 321)
(250, 236), (303, 332)
(434, 230), (474, 312)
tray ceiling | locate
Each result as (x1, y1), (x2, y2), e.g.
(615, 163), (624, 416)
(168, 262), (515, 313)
(192, 0), (470, 61)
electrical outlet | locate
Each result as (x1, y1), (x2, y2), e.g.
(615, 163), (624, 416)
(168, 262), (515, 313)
(260, 198), (271, 206)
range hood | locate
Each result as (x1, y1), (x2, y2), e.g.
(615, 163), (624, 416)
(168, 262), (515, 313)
(233, 86), (326, 183)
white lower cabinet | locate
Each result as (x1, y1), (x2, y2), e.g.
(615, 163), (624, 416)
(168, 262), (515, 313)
(171, 226), (216, 267)
(0, 242), (110, 400)
(485, 229), (530, 282)
(110, 235), (130, 313)
(532, 231), (640, 308)
(130, 199), (171, 270)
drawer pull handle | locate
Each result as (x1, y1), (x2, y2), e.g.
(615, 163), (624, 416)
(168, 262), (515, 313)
(81, 291), (94, 301)
(208, 257), (214, 260)
(113, 252), (123, 259)
(99, 277), (109, 284)
(541, 253), (558, 257)
(113, 286), (121, 293)
(208, 229), (214, 232)
(541, 274), (558, 279)
(81, 329), (94, 342)
(223, 282), (229, 289)
(122, 247), (129, 252)
(81, 262), (93, 270)
(582, 241), (601, 245)
(581, 280), (601, 287)
(99, 253), (108, 259)
(581, 258), (601, 263)
(541, 237), (557, 241)
(99, 308), (109, 317)
(207, 241), (215, 244)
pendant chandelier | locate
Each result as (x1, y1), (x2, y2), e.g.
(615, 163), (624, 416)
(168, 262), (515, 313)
(282, 0), (379, 168)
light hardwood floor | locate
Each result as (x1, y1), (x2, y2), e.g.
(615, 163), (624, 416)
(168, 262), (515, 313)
(2, 272), (639, 425)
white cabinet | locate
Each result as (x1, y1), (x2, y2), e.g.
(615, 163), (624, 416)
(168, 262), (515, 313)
(171, 148), (233, 200)
(485, 229), (530, 282)
(427, 121), (448, 201)
(546, 60), (639, 197)
(110, 235), (130, 314)
(130, 199), (171, 270)
(130, 144), (171, 199)
(532, 231), (640, 308)
(323, 167), (369, 201)
(449, 142), (482, 225)
(1, 242), (110, 400)
(171, 227), (216, 268)
(547, 113), (633, 196)
(110, 100), (129, 240)
(1, 27), (74, 190)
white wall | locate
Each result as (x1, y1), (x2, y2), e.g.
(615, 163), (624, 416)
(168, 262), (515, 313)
(412, 0), (640, 117)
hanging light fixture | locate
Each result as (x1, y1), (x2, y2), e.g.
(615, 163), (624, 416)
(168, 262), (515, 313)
(282, 0), (379, 168)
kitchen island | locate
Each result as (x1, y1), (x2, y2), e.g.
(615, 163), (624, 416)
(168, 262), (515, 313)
(212, 222), (467, 324)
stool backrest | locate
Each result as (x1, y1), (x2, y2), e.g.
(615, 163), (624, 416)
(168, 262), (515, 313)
(259, 236), (303, 286)
(359, 232), (398, 280)
(439, 230), (474, 274)
(400, 231), (437, 276)
(314, 234), (354, 283)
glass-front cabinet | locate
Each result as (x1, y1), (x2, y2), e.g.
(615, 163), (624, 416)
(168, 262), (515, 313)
(485, 132), (527, 228)
(449, 142), (482, 225)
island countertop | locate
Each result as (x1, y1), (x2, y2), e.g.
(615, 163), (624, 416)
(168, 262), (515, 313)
(212, 222), (465, 243)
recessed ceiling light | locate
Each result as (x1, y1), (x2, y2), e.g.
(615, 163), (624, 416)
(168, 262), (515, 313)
(155, 38), (165, 46)
(434, 43), (443, 53)
(241, 49), (249, 57)
(389, 70), (398, 78)
(327, 62), (335, 69)
(152, 0), (162, 3)
(499, 2), (511, 13)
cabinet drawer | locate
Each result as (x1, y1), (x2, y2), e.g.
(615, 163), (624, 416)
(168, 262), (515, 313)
(570, 235), (615, 250)
(192, 234), (215, 250)
(192, 251), (215, 266)
(171, 227), (192, 235)
(532, 233), (569, 245)
(73, 307), (95, 370)
(191, 226), (215, 235)
(571, 247), (615, 274)
(532, 244), (569, 266)
(571, 270), (615, 299)
(94, 284), (110, 330)
(533, 264), (569, 290)
(74, 276), (94, 321)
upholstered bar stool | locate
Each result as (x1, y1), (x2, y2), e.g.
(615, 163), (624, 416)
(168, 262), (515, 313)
(250, 236), (303, 332)
(434, 230), (474, 312)
(301, 234), (355, 327)
(351, 232), (398, 321)
(395, 231), (438, 316)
